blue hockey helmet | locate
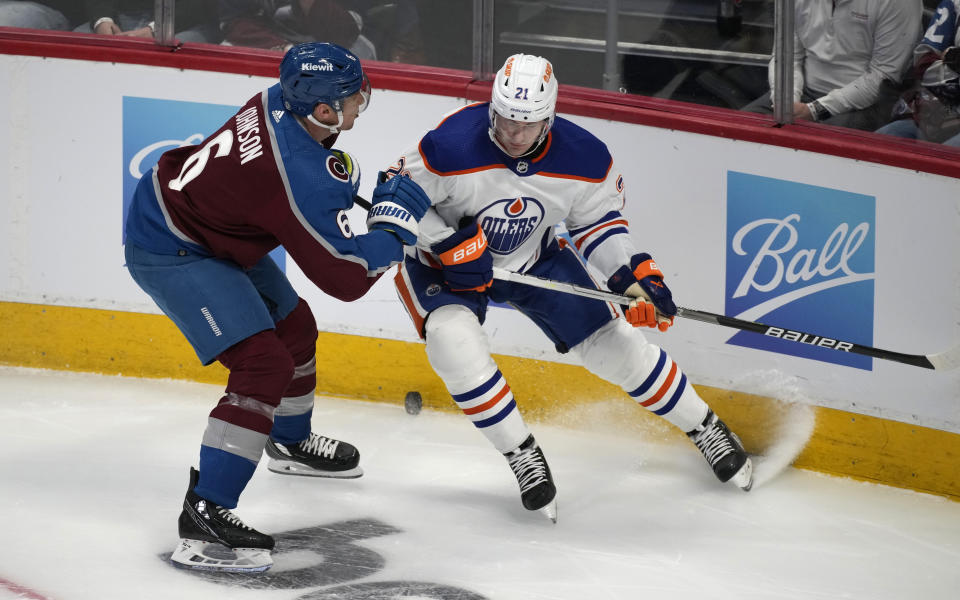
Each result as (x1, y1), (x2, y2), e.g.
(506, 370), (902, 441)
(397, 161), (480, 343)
(279, 42), (370, 116)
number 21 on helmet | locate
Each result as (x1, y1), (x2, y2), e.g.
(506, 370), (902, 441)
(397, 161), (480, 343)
(488, 54), (558, 150)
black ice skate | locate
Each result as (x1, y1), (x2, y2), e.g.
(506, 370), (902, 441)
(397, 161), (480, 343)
(170, 467), (275, 573)
(688, 410), (753, 491)
(265, 432), (363, 478)
(504, 434), (558, 523)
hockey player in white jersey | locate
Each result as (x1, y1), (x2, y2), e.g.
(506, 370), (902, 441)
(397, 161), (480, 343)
(388, 54), (753, 522)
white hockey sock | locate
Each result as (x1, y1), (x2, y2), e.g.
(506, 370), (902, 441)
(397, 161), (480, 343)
(426, 305), (530, 452)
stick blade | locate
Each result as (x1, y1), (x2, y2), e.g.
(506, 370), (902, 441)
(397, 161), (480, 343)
(928, 345), (960, 371)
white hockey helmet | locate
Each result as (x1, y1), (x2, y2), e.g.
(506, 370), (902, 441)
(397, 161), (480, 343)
(489, 54), (558, 149)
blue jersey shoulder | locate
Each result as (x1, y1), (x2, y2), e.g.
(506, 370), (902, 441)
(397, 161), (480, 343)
(267, 84), (355, 214)
(419, 103), (501, 174)
(539, 117), (612, 181)
(266, 86), (399, 270)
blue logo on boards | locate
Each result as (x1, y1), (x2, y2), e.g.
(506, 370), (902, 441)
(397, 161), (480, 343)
(725, 172), (876, 370)
(121, 96), (285, 267)
(478, 197), (544, 254)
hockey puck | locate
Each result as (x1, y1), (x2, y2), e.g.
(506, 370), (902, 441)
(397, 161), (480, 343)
(404, 391), (422, 415)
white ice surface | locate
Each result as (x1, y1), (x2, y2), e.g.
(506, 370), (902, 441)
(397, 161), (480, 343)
(0, 366), (958, 599)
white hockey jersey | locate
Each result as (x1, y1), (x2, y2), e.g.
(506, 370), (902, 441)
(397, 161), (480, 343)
(388, 102), (638, 280)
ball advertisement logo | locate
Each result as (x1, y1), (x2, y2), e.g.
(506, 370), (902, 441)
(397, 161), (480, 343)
(725, 172), (876, 369)
(121, 96), (286, 268)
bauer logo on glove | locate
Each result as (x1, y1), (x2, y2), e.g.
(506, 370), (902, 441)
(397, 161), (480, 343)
(439, 230), (488, 265)
(432, 220), (494, 292)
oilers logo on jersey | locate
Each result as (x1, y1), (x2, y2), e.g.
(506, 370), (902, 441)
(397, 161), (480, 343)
(478, 197), (543, 254)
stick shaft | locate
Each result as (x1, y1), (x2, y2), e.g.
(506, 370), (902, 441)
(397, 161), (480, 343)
(353, 194), (955, 372)
(492, 267), (946, 370)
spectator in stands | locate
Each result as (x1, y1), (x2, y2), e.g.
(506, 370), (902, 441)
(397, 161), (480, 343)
(875, 0), (960, 146)
(742, 0), (922, 131)
(219, 0), (376, 58)
(76, 0), (221, 44)
(219, 1), (424, 63)
(354, 0), (425, 63)
(0, 1), (80, 29)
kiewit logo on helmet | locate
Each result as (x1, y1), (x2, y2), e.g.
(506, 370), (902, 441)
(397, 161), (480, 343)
(302, 60), (334, 72)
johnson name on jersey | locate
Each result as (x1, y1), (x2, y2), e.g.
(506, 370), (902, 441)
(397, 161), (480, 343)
(124, 84), (406, 302)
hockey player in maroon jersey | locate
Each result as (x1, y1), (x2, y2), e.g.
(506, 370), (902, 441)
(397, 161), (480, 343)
(124, 42), (430, 572)
(389, 54), (753, 523)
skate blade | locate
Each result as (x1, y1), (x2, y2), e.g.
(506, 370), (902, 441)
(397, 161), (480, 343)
(730, 457), (754, 492)
(170, 539), (272, 573)
(267, 458), (363, 479)
(538, 499), (558, 523)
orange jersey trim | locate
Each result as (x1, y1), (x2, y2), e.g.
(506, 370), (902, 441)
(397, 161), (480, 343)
(536, 160), (612, 183)
(394, 268), (426, 339)
(530, 132), (553, 163)
(419, 140), (508, 176)
(573, 219), (630, 250)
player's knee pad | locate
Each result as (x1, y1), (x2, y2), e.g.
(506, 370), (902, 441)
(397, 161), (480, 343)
(273, 298), (318, 398)
(426, 305), (527, 452)
(274, 298), (318, 366)
(575, 319), (660, 388)
(217, 330), (295, 408)
(574, 319), (707, 431)
(425, 305), (498, 393)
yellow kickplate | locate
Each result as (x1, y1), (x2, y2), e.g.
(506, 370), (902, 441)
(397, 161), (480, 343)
(2, 301), (957, 500)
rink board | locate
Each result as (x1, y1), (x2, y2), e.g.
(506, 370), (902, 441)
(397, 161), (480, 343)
(0, 50), (957, 436)
(1, 300), (957, 501)
(0, 38), (958, 501)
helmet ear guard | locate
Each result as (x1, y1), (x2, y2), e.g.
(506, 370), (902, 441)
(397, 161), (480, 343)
(488, 54), (558, 152)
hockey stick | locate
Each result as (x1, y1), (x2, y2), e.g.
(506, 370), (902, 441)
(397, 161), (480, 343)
(352, 191), (957, 371)
(491, 267), (960, 371)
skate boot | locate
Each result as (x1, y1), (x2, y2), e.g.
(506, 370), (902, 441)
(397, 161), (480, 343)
(504, 435), (558, 523)
(688, 410), (753, 491)
(170, 468), (274, 573)
(265, 432), (362, 478)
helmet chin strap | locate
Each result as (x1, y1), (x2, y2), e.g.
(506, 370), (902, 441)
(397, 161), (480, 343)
(488, 129), (528, 157)
(307, 110), (344, 135)
(488, 116), (549, 158)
